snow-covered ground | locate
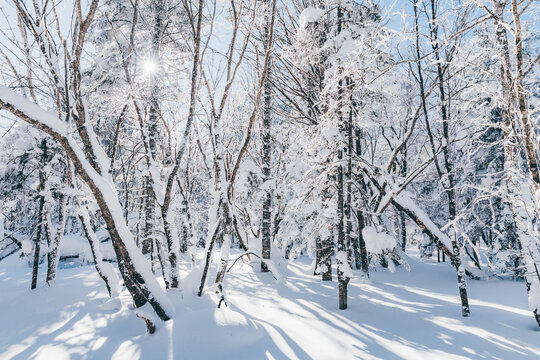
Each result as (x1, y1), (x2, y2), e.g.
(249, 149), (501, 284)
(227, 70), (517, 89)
(0, 249), (539, 360)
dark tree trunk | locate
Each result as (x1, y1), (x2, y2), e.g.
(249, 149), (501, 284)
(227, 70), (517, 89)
(142, 179), (155, 266)
(400, 140), (407, 252)
(354, 128), (369, 276)
(31, 190), (46, 290)
(32, 141), (49, 290)
(198, 219), (221, 296)
(314, 235), (322, 275)
(322, 235), (333, 281)
(357, 209), (369, 277)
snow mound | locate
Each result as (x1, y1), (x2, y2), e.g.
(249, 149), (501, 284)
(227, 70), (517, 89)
(362, 226), (396, 254)
(99, 297), (122, 312)
(60, 234), (116, 262)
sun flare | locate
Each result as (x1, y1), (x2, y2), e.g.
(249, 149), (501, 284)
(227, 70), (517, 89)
(142, 59), (158, 75)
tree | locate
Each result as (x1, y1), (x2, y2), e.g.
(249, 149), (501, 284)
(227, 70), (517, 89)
(0, 0), (173, 324)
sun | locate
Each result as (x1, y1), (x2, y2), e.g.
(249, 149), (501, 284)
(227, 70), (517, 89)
(142, 58), (158, 75)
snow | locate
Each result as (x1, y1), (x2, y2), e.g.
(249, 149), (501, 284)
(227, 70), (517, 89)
(99, 297), (123, 312)
(1, 248), (539, 359)
(362, 226), (397, 254)
(0, 214), (4, 242)
(395, 191), (453, 249)
(0, 85), (69, 136)
(335, 251), (354, 278)
(321, 125), (340, 142)
(299, 7), (325, 28)
(0, 84), (173, 318)
(528, 280), (540, 312)
(21, 240), (33, 255)
(59, 234), (116, 263)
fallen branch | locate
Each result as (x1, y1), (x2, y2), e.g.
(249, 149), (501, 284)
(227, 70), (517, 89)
(136, 313), (156, 334)
(227, 251), (278, 280)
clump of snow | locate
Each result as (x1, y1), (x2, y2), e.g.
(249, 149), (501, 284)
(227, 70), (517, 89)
(528, 280), (540, 312)
(321, 125), (340, 142)
(21, 240), (33, 255)
(299, 7), (325, 28)
(335, 251), (354, 278)
(362, 226), (396, 254)
(262, 259), (282, 282)
(315, 263), (328, 274)
(396, 191), (453, 249)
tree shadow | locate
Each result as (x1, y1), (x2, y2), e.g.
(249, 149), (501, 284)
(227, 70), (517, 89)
(222, 258), (540, 359)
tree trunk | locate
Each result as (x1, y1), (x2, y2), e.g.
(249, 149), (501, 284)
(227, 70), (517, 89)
(336, 146), (349, 309)
(32, 142), (48, 290)
(490, 0), (540, 328)
(79, 208), (120, 297)
(357, 209), (369, 276)
(46, 194), (67, 285)
(322, 234), (333, 281)
(142, 179), (156, 269)
(261, 0), (273, 273)
(345, 95), (353, 269)
(162, 207), (180, 289)
(0, 1), (173, 322)
(314, 235), (322, 275)
(400, 141), (407, 252)
(198, 218), (221, 296)
(31, 190), (46, 290)
(355, 129), (369, 276)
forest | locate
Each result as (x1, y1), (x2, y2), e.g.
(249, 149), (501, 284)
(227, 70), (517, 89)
(0, 0), (539, 359)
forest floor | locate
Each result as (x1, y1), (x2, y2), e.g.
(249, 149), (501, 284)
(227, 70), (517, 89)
(0, 248), (539, 360)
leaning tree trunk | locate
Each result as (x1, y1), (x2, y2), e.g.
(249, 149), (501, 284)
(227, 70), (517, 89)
(0, 88), (173, 321)
(0, 0), (173, 324)
(79, 207), (121, 297)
